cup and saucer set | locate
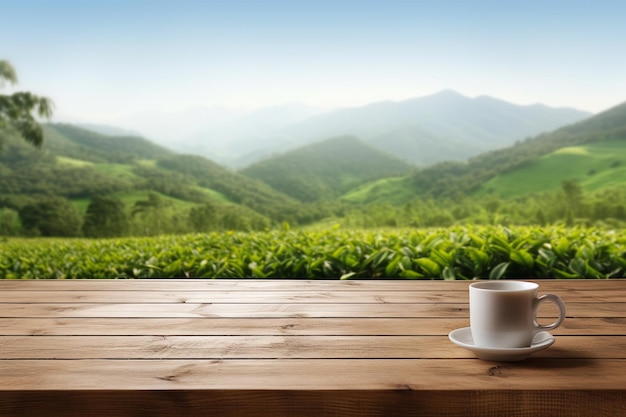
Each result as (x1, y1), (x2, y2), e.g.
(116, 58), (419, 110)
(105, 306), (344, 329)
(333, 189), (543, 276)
(448, 281), (566, 362)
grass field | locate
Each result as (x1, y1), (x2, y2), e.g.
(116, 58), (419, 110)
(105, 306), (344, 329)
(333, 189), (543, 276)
(56, 156), (94, 167)
(59, 154), (232, 213)
(475, 138), (626, 199)
(70, 190), (201, 215)
(192, 186), (232, 203)
(342, 176), (416, 205)
(92, 163), (140, 178)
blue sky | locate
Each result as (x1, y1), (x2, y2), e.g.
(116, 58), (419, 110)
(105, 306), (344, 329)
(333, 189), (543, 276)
(2, 0), (626, 123)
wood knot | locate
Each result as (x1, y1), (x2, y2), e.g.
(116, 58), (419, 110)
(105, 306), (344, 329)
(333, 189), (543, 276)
(488, 366), (511, 377)
(156, 375), (178, 382)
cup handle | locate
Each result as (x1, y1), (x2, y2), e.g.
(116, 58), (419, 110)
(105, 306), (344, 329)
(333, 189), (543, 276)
(533, 294), (566, 331)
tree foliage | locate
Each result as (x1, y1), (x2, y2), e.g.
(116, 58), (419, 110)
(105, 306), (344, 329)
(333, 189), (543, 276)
(18, 195), (82, 237)
(156, 154), (326, 224)
(0, 207), (20, 236)
(0, 60), (54, 147)
(188, 202), (217, 232)
(83, 195), (129, 238)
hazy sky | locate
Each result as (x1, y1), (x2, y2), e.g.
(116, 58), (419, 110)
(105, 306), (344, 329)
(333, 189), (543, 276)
(3, 0), (626, 123)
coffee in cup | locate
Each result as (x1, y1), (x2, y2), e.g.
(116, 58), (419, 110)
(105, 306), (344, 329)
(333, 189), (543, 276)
(469, 281), (566, 348)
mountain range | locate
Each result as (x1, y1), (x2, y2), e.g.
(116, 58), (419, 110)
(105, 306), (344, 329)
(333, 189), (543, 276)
(2, 92), (626, 233)
(245, 90), (591, 167)
(238, 98), (625, 206)
(95, 90), (591, 168)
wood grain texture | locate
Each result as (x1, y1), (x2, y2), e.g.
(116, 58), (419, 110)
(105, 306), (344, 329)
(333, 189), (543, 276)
(0, 301), (623, 318)
(1, 289), (624, 303)
(0, 278), (623, 291)
(0, 279), (624, 417)
(0, 335), (623, 359)
(0, 359), (625, 390)
(0, 390), (623, 417)
(1, 316), (623, 335)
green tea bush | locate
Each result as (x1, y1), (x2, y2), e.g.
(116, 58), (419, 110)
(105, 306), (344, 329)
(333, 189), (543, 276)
(1, 225), (624, 279)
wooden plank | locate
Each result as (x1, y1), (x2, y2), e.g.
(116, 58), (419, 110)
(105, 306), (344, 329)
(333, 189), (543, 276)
(0, 279), (454, 291)
(0, 317), (469, 336)
(0, 279), (623, 292)
(1, 317), (622, 336)
(0, 390), (623, 417)
(0, 335), (622, 360)
(0, 290), (470, 304)
(1, 289), (623, 303)
(0, 302), (469, 318)
(0, 359), (625, 391)
(0, 302), (623, 318)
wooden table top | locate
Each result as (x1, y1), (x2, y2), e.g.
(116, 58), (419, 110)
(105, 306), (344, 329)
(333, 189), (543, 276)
(0, 279), (624, 417)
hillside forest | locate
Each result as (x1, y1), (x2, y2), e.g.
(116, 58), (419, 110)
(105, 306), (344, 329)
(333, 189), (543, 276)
(2, 94), (626, 238)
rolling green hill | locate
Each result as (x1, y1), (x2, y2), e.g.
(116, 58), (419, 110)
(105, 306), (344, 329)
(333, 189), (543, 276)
(3, 97), (626, 236)
(43, 123), (174, 162)
(409, 100), (626, 199)
(240, 136), (413, 202)
(475, 139), (626, 199)
(0, 124), (314, 228)
(341, 176), (416, 205)
(340, 99), (626, 206)
(155, 154), (313, 222)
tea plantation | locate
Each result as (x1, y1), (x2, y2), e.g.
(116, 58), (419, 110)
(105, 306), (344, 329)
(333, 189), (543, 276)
(1, 225), (624, 279)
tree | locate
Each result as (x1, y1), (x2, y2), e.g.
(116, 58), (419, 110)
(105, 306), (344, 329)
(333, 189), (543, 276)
(561, 179), (583, 217)
(131, 192), (167, 235)
(83, 195), (129, 238)
(188, 202), (217, 232)
(0, 207), (20, 236)
(18, 196), (82, 236)
(0, 60), (54, 147)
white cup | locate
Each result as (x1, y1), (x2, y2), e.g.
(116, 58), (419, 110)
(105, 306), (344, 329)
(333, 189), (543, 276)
(469, 281), (566, 348)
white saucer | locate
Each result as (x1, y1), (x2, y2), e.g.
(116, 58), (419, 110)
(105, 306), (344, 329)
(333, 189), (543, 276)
(448, 327), (555, 361)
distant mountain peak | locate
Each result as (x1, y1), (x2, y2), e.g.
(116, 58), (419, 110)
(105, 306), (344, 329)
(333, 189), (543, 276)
(431, 89), (466, 98)
(241, 135), (412, 202)
(84, 90), (593, 170)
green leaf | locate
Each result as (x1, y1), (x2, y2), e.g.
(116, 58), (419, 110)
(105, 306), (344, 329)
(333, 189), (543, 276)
(400, 255), (412, 270)
(468, 233), (485, 247)
(538, 248), (555, 262)
(430, 249), (452, 267)
(491, 234), (511, 251)
(568, 258), (586, 277)
(413, 258), (441, 277)
(442, 267), (456, 280)
(489, 262), (510, 280)
(340, 272), (357, 280)
(552, 268), (579, 279)
(510, 249), (534, 269)
(466, 247), (489, 268)
(556, 237), (570, 255)
(399, 269), (424, 279)
(385, 256), (401, 277)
